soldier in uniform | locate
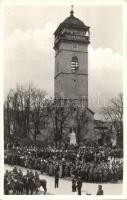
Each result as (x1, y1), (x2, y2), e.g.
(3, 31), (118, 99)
(13, 166), (18, 175)
(77, 176), (82, 195)
(34, 171), (40, 194)
(72, 175), (76, 192)
(29, 170), (35, 195)
(35, 171), (39, 180)
(18, 169), (23, 179)
(96, 185), (104, 195)
(54, 170), (59, 188)
(24, 170), (30, 194)
(4, 170), (9, 194)
(29, 170), (34, 179)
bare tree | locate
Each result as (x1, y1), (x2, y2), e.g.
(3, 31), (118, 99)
(74, 106), (89, 145)
(48, 98), (73, 147)
(4, 84), (47, 141)
(101, 93), (123, 147)
(15, 84), (33, 138)
(4, 90), (14, 142)
(30, 88), (47, 140)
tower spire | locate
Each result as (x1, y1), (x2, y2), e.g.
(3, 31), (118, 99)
(70, 5), (74, 17)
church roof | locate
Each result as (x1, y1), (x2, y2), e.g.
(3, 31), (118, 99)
(54, 8), (89, 36)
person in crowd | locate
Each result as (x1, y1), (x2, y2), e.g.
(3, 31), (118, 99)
(54, 170), (59, 188)
(77, 176), (82, 195)
(4, 142), (123, 184)
(13, 166), (18, 174)
(72, 175), (76, 192)
(96, 185), (104, 195)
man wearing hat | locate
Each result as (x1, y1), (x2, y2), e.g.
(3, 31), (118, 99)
(54, 170), (59, 188)
(96, 185), (104, 195)
(77, 176), (82, 195)
(72, 175), (76, 192)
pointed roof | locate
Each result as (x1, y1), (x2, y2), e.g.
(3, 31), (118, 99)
(63, 8), (86, 27)
(54, 7), (89, 36)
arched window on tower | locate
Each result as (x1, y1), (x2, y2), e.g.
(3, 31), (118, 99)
(71, 56), (79, 71)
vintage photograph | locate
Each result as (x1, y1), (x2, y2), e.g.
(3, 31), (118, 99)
(3, 1), (124, 196)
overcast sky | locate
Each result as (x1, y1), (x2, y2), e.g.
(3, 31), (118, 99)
(3, 4), (123, 115)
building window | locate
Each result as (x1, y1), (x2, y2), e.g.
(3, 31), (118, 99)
(73, 107), (76, 111)
(71, 56), (79, 71)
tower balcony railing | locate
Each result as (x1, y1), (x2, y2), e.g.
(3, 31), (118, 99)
(54, 35), (89, 46)
(65, 34), (89, 41)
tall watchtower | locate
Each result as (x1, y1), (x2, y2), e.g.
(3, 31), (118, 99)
(54, 7), (90, 107)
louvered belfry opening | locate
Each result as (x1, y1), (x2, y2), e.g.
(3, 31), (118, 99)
(71, 56), (79, 71)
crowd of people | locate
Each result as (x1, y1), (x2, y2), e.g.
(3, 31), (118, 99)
(4, 167), (47, 195)
(4, 143), (123, 183)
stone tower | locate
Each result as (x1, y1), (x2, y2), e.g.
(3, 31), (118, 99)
(54, 8), (90, 107)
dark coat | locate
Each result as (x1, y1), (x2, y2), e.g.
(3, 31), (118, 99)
(97, 188), (104, 195)
(77, 179), (82, 189)
(55, 171), (59, 180)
